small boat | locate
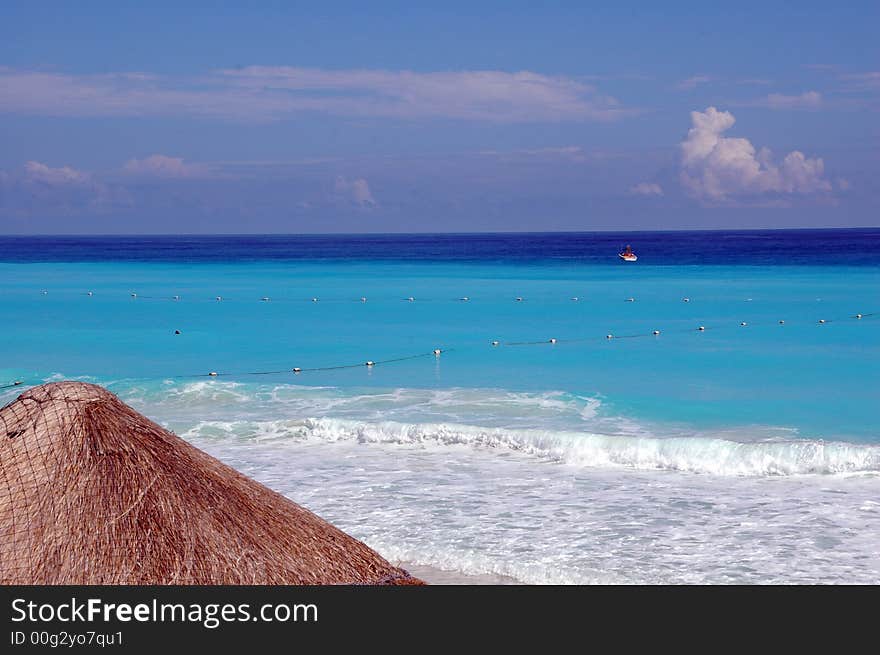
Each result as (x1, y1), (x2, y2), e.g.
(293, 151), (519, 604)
(618, 245), (638, 262)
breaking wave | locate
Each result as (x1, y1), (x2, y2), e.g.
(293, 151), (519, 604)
(182, 416), (880, 477)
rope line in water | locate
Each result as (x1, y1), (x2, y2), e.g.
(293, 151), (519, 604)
(1, 313), (874, 390)
(42, 289), (877, 307)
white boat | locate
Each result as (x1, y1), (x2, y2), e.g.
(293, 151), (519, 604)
(618, 245), (638, 262)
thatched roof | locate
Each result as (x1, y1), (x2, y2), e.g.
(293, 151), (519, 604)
(0, 382), (422, 585)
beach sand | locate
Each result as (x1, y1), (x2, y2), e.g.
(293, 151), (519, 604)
(399, 563), (521, 585)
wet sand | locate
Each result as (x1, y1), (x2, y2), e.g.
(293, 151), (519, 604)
(399, 563), (521, 585)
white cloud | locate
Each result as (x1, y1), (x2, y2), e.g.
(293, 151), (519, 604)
(680, 107), (832, 202)
(0, 66), (628, 124)
(123, 154), (209, 178)
(334, 176), (376, 207)
(4, 161), (127, 215)
(24, 160), (90, 186)
(676, 75), (713, 91)
(629, 182), (663, 196)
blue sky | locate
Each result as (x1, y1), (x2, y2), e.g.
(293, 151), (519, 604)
(1, 1), (877, 233)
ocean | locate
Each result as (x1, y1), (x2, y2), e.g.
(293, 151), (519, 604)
(1, 229), (878, 583)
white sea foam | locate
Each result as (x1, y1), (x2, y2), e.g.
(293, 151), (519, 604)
(187, 434), (880, 584)
(182, 416), (880, 477)
(115, 379), (880, 583)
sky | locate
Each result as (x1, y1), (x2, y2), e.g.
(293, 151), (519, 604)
(0, 1), (877, 234)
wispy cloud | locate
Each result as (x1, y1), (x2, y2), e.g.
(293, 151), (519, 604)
(123, 154), (211, 178)
(0, 66), (628, 124)
(763, 91), (822, 110)
(804, 64), (838, 72)
(736, 78), (773, 86)
(477, 146), (589, 162)
(734, 91), (823, 110)
(680, 107), (832, 202)
(676, 75), (713, 91)
(629, 182), (663, 196)
(840, 71), (880, 91)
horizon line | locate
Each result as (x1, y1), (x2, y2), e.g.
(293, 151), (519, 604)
(1, 226), (877, 238)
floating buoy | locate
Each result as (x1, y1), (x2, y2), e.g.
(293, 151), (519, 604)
(516, 297), (523, 302)
(433, 348), (442, 356)
(173, 295), (180, 301)
(606, 334), (613, 339)
(740, 322), (748, 326)
(261, 297), (270, 302)
(779, 320), (785, 325)
(818, 319), (826, 324)
(653, 330), (660, 335)
(131, 293), (137, 298)
(549, 338), (557, 344)
(312, 297), (318, 302)
(208, 372), (218, 377)
(361, 297), (367, 302)
(87, 291), (93, 297)
(174, 330), (181, 335)
(856, 314), (863, 319)
(407, 297), (415, 302)
(365, 360), (375, 367)
(491, 340), (500, 346)
(698, 326), (705, 331)
(216, 296), (222, 301)
(571, 297), (579, 301)
(683, 298), (690, 302)
(626, 298), (635, 302)
(460, 297), (469, 302)
(292, 367), (302, 374)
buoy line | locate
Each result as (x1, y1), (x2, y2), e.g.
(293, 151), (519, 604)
(1, 312), (874, 390)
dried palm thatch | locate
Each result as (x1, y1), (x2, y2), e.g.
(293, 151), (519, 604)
(0, 382), (422, 585)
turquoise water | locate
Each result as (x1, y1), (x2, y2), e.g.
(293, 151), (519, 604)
(2, 259), (877, 439)
(1, 232), (878, 583)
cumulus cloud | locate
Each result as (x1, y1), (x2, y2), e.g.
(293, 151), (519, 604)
(680, 107), (832, 202)
(334, 176), (376, 207)
(1, 161), (129, 216)
(123, 154), (209, 178)
(629, 182), (663, 196)
(24, 160), (90, 186)
(0, 66), (627, 124)
(676, 75), (713, 91)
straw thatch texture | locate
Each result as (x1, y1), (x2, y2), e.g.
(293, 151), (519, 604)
(0, 382), (422, 585)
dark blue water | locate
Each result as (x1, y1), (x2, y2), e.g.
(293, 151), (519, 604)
(1, 228), (878, 265)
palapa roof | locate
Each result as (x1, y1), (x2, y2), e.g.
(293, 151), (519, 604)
(0, 382), (422, 585)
